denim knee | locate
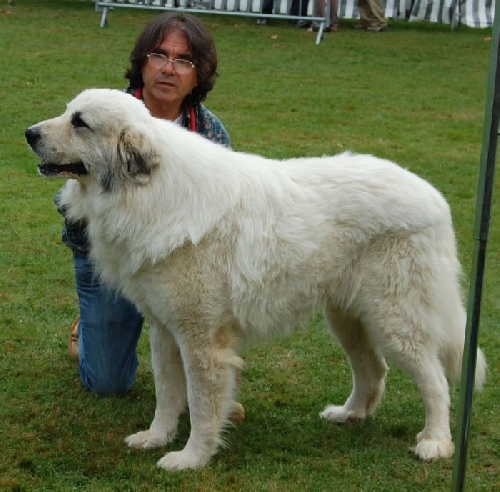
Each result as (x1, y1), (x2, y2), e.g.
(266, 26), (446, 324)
(73, 253), (143, 396)
(80, 360), (137, 396)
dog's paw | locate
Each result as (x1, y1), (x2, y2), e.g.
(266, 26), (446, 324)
(125, 429), (174, 450)
(157, 450), (210, 470)
(320, 404), (365, 423)
(411, 438), (454, 461)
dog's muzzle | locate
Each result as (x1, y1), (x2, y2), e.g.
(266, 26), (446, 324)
(25, 127), (41, 149)
(25, 126), (88, 177)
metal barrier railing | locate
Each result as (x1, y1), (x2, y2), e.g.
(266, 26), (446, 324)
(94, 0), (329, 44)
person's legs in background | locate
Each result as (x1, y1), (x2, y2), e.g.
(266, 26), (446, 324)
(312, 0), (339, 32)
(356, 0), (387, 31)
(257, 0), (274, 24)
(291, 0), (312, 28)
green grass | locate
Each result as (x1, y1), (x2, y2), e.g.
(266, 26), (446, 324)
(1, 1), (499, 490)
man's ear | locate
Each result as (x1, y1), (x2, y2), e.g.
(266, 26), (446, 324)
(117, 128), (157, 185)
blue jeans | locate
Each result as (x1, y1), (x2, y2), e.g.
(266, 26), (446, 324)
(73, 254), (144, 395)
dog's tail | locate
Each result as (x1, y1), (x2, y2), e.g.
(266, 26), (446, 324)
(437, 270), (487, 391)
(433, 222), (487, 391)
(442, 337), (487, 391)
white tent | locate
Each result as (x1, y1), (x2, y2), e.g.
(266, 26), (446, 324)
(387, 0), (493, 28)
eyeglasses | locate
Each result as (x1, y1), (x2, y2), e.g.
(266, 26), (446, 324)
(146, 53), (195, 74)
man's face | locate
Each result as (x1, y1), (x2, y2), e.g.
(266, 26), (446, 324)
(141, 29), (198, 111)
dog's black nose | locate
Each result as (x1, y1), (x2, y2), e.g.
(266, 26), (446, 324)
(25, 127), (40, 147)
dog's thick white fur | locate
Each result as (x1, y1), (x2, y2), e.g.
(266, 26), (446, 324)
(27, 89), (486, 470)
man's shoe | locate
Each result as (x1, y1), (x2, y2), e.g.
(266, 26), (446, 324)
(312, 24), (337, 32)
(295, 20), (312, 29)
(256, 18), (268, 25)
(228, 402), (246, 422)
(366, 25), (388, 32)
(69, 316), (79, 359)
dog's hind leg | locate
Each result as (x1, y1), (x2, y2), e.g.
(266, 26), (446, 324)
(320, 308), (388, 423)
(393, 346), (454, 460)
(156, 324), (243, 470)
(377, 302), (454, 459)
(360, 281), (454, 460)
(125, 323), (186, 449)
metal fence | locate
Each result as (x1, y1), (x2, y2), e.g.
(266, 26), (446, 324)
(94, 0), (330, 44)
(93, 0), (495, 32)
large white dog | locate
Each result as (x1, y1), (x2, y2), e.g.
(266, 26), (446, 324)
(26, 89), (486, 470)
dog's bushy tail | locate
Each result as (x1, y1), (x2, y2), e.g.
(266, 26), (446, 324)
(436, 260), (487, 390)
(442, 339), (487, 391)
(442, 327), (487, 391)
(434, 224), (487, 391)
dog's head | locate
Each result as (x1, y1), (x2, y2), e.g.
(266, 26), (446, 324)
(25, 89), (159, 191)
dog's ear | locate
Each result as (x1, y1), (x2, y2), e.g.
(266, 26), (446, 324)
(117, 129), (157, 185)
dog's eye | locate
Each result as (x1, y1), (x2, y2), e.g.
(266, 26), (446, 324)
(71, 112), (90, 130)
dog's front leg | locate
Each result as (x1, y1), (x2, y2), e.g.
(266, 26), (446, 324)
(157, 326), (243, 470)
(125, 323), (186, 449)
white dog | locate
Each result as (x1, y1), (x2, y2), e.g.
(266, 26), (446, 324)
(26, 89), (486, 470)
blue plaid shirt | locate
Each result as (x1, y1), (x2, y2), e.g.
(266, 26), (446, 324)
(55, 97), (230, 256)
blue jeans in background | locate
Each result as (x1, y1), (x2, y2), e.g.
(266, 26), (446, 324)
(73, 254), (144, 395)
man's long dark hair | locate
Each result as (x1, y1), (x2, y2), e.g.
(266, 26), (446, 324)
(125, 13), (218, 108)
